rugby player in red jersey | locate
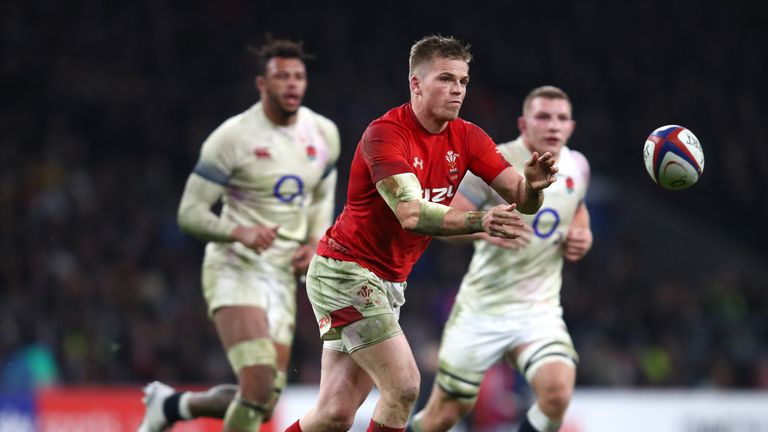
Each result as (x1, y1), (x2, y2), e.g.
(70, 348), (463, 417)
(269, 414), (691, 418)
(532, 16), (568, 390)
(284, 35), (558, 432)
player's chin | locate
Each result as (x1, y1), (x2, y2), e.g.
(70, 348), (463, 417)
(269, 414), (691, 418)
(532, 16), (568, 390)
(441, 107), (461, 121)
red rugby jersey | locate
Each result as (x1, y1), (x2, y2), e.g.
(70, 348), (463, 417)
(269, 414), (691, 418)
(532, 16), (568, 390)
(316, 103), (510, 281)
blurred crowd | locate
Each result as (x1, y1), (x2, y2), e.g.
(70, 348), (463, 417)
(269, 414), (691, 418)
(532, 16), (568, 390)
(2, 0), (767, 417)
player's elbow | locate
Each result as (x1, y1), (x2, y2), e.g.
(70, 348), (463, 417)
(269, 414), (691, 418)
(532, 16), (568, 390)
(176, 205), (195, 234)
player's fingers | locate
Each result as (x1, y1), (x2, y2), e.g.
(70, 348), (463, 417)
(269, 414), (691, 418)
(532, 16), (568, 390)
(516, 231), (532, 244)
(527, 152), (539, 166)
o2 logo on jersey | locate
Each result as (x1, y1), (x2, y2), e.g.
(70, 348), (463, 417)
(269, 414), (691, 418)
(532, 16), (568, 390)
(274, 175), (305, 204)
(422, 185), (455, 203)
(532, 208), (561, 239)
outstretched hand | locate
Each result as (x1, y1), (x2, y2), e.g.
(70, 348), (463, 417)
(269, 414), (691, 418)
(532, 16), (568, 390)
(482, 203), (526, 239)
(479, 223), (533, 249)
(524, 151), (559, 192)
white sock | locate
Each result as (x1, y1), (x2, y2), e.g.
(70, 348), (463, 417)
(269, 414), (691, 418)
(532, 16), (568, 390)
(527, 403), (560, 432)
(179, 392), (193, 420)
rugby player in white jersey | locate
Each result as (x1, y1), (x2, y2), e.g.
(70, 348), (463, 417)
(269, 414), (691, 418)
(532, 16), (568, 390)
(138, 36), (340, 432)
(411, 86), (592, 432)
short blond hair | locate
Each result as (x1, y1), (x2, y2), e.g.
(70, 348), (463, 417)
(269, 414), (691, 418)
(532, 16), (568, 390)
(522, 85), (571, 116)
(408, 35), (472, 77)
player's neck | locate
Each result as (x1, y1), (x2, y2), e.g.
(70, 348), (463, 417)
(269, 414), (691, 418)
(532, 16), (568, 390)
(523, 140), (561, 161)
(262, 102), (298, 127)
(411, 101), (449, 134)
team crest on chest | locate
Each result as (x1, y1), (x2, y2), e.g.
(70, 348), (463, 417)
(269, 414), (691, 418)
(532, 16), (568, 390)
(565, 176), (575, 194)
(445, 150), (460, 179)
(306, 145), (317, 161)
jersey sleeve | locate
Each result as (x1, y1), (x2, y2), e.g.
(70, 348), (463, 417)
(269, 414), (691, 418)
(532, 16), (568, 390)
(315, 114), (341, 178)
(360, 121), (412, 183)
(307, 116), (341, 240)
(465, 125), (511, 184)
(193, 120), (241, 186)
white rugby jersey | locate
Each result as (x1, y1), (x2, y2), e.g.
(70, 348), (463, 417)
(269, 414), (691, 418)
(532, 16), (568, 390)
(181, 102), (340, 268)
(454, 137), (589, 315)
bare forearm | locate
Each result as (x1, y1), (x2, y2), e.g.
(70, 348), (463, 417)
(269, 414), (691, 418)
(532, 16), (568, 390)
(515, 178), (544, 214)
(434, 208), (485, 236)
(396, 199), (485, 236)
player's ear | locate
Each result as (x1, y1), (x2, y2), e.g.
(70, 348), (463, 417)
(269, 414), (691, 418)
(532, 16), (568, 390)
(517, 116), (526, 134)
(410, 74), (421, 96)
(255, 75), (265, 92)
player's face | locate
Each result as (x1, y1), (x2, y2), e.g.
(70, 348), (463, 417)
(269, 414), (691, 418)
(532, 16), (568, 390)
(417, 58), (469, 122)
(257, 57), (307, 117)
(519, 97), (575, 157)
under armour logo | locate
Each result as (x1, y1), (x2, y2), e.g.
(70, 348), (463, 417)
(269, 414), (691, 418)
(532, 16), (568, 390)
(413, 157), (423, 170)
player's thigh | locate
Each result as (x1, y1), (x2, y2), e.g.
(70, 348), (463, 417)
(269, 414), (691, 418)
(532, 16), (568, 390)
(421, 380), (475, 420)
(505, 312), (578, 384)
(349, 333), (419, 396)
(204, 260), (296, 347)
(213, 305), (270, 349)
(305, 256), (405, 341)
(435, 305), (510, 400)
(315, 346), (374, 416)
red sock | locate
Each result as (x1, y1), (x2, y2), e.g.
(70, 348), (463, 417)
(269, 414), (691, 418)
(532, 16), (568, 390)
(284, 419), (303, 432)
(367, 419), (405, 432)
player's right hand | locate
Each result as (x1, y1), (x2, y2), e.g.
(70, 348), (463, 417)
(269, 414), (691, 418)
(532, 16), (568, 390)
(231, 225), (279, 254)
(479, 223), (532, 249)
(482, 204), (525, 240)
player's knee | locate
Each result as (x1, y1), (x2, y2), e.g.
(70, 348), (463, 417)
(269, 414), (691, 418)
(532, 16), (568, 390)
(227, 338), (278, 405)
(316, 404), (356, 432)
(433, 407), (466, 431)
(537, 381), (573, 418)
(398, 382), (420, 407)
(238, 365), (275, 404)
(388, 371), (420, 408)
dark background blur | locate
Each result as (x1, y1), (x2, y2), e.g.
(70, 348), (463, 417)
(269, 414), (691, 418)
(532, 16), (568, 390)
(2, 0), (767, 410)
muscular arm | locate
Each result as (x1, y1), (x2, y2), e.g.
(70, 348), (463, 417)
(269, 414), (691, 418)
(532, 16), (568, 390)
(375, 173), (520, 238)
(436, 192), (487, 243)
(487, 150), (558, 214)
(177, 173), (237, 242)
(376, 174), (484, 235)
(489, 167), (544, 214)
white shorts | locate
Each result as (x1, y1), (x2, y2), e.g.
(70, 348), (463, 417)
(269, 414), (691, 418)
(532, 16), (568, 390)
(202, 257), (296, 346)
(437, 302), (575, 398)
(306, 255), (406, 352)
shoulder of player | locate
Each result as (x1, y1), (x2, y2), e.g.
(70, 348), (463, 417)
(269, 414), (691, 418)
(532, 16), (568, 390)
(362, 116), (410, 142)
(200, 111), (248, 151)
(558, 147), (591, 185)
(298, 106), (335, 127)
(300, 107), (340, 139)
(563, 147), (590, 169)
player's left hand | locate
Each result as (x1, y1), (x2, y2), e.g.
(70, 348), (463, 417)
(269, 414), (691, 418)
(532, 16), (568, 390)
(291, 240), (317, 275)
(523, 151), (559, 192)
(563, 227), (592, 261)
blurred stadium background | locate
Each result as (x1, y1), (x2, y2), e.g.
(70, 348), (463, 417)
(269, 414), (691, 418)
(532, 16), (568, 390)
(2, 0), (767, 430)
